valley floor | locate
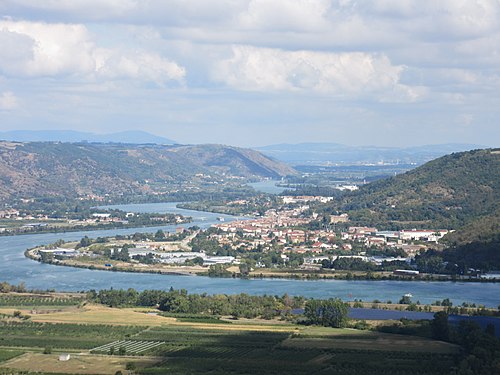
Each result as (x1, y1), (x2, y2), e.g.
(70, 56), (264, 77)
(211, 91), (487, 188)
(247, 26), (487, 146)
(0, 293), (463, 375)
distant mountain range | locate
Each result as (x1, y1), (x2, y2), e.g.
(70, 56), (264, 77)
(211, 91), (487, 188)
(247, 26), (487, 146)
(255, 143), (486, 166)
(0, 130), (176, 145)
(1, 132), (484, 168)
(0, 142), (295, 200)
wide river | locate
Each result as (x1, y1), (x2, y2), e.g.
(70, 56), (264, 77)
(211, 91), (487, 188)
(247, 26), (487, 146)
(1, 203), (499, 307)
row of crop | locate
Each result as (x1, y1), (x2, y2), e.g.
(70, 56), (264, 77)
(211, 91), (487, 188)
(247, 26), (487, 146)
(0, 296), (82, 306)
(0, 321), (144, 338)
(91, 340), (164, 354)
(0, 335), (110, 350)
(140, 349), (456, 375)
(140, 355), (324, 375)
(155, 345), (261, 360)
(312, 349), (457, 375)
(135, 327), (289, 348)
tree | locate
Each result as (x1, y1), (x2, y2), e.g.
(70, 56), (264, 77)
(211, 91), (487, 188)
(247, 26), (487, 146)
(431, 311), (450, 341)
(77, 236), (92, 249)
(239, 262), (250, 277)
(125, 362), (137, 371)
(399, 295), (412, 305)
(154, 229), (166, 241)
(304, 298), (349, 328)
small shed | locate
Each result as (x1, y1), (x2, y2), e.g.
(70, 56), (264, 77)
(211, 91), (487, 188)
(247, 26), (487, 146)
(59, 353), (71, 361)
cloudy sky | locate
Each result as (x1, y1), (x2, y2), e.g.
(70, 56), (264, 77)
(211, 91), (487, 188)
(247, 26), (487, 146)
(0, 0), (499, 147)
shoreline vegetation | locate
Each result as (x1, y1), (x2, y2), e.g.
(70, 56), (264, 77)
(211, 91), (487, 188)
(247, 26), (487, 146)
(0, 212), (191, 237)
(0, 282), (498, 321)
(25, 245), (500, 284)
(0, 220), (190, 237)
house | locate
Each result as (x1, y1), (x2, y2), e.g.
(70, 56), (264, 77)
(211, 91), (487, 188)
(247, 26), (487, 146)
(330, 213), (349, 223)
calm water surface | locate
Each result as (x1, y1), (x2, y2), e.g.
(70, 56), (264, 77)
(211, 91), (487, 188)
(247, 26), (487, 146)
(247, 180), (287, 194)
(0, 202), (499, 307)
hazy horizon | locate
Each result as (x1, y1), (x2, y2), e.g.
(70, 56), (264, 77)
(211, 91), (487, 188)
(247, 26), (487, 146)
(0, 128), (492, 150)
(1, 1), (500, 148)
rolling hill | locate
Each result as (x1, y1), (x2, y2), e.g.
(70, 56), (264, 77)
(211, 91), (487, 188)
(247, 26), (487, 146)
(0, 142), (295, 201)
(338, 149), (500, 229)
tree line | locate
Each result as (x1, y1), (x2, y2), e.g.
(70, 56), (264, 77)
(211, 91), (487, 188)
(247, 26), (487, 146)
(87, 287), (349, 327)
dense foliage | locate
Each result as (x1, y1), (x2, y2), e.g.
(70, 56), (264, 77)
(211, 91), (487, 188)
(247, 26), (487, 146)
(89, 288), (304, 319)
(304, 298), (349, 327)
(330, 149), (499, 229)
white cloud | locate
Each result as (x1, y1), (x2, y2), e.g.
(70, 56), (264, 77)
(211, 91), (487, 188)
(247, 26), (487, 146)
(0, 91), (18, 110)
(238, 0), (332, 32)
(0, 0), (499, 147)
(94, 49), (186, 85)
(0, 20), (185, 84)
(212, 45), (422, 102)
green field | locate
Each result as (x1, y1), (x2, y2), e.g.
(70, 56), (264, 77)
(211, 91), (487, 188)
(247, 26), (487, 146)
(134, 326), (458, 375)
(0, 317), (461, 374)
(0, 293), (469, 375)
(0, 321), (145, 350)
(0, 349), (24, 363)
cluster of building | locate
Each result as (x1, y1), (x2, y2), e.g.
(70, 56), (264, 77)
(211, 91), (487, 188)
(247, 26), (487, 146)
(34, 195), (451, 271)
(127, 249), (234, 265)
(38, 246), (235, 266)
(209, 203), (450, 260)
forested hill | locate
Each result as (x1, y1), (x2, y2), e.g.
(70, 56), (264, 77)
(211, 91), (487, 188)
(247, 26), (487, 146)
(0, 142), (295, 200)
(340, 149), (500, 229)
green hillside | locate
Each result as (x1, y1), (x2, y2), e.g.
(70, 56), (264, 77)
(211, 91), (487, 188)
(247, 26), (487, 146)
(0, 141), (296, 201)
(341, 149), (499, 229)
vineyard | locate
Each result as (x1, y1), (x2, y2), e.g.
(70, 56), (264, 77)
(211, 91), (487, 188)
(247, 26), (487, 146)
(0, 349), (24, 363)
(91, 340), (165, 354)
(131, 326), (458, 375)
(0, 321), (145, 349)
(0, 294), (83, 307)
(139, 337), (457, 375)
(0, 291), (472, 374)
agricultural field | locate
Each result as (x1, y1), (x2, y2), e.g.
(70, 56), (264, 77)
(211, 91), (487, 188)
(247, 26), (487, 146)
(0, 293), (466, 374)
(91, 340), (165, 354)
(24, 304), (177, 326)
(0, 321), (145, 350)
(1, 352), (160, 375)
(0, 349), (24, 363)
(0, 293), (84, 307)
(134, 326), (458, 375)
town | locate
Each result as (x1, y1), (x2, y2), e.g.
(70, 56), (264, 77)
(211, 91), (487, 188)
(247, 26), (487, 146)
(27, 195), (463, 280)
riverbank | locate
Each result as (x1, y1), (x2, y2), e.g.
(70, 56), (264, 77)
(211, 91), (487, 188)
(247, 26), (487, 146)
(0, 218), (191, 237)
(25, 247), (207, 276)
(25, 246), (499, 283)
(2, 201), (499, 308)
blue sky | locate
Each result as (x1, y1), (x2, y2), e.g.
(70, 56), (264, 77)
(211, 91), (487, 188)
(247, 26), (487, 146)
(0, 0), (499, 147)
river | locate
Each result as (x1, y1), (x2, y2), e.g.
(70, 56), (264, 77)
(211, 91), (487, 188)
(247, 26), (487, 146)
(247, 180), (287, 194)
(0, 203), (499, 307)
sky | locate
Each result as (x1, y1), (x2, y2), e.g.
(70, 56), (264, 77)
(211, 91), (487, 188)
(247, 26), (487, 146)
(0, 0), (499, 148)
